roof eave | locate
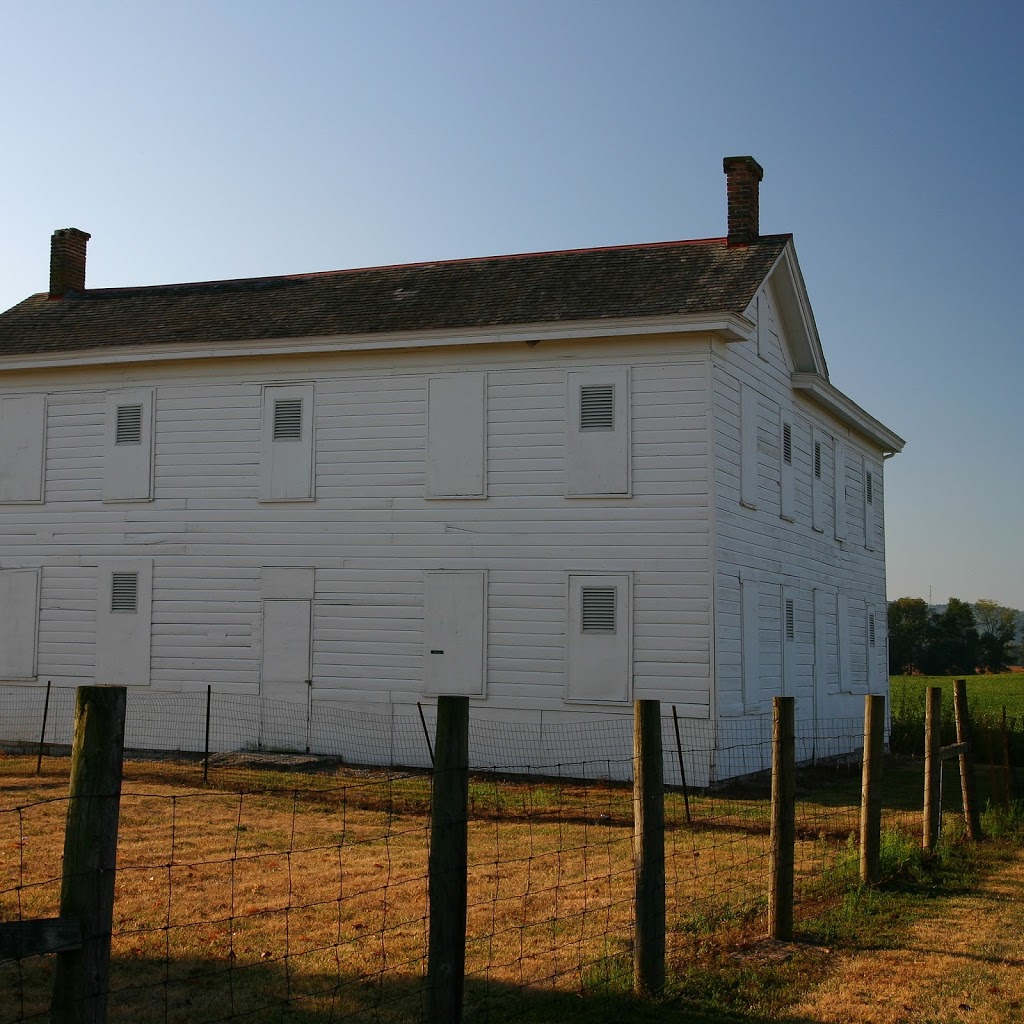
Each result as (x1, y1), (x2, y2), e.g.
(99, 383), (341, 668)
(792, 372), (905, 454)
(0, 310), (757, 371)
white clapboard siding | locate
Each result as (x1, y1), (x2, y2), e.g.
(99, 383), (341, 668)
(3, 341), (724, 719)
(712, 277), (890, 722)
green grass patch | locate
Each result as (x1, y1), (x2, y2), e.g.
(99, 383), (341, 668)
(889, 674), (1024, 763)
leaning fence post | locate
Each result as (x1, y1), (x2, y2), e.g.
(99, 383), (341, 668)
(36, 680), (52, 775)
(923, 686), (942, 854)
(671, 705), (691, 825)
(1001, 706), (1014, 805)
(633, 699), (665, 996)
(51, 685), (127, 1024)
(860, 694), (885, 885)
(769, 695), (795, 941)
(953, 679), (984, 841)
(426, 696), (469, 1024)
(203, 685), (212, 783)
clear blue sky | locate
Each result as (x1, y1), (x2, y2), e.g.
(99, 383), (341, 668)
(2, 1), (1022, 608)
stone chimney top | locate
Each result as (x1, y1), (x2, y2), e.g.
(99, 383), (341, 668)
(723, 156), (763, 246)
(49, 228), (91, 298)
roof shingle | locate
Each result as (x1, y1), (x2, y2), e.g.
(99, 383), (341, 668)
(0, 234), (790, 358)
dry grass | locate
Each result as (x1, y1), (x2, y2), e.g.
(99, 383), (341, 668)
(792, 845), (1024, 1024)
(0, 752), (880, 1023)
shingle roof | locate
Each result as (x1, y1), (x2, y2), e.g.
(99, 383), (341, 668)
(0, 234), (790, 358)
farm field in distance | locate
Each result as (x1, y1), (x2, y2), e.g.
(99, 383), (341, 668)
(890, 673), (1024, 719)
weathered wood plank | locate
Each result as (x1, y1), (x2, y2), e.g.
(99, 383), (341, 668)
(0, 918), (81, 962)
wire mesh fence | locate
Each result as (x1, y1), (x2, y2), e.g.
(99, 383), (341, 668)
(0, 686), (947, 1024)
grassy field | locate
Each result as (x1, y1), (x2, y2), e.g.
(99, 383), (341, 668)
(889, 674), (1024, 763)
(890, 674), (1024, 721)
(0, 749), (943, 1023)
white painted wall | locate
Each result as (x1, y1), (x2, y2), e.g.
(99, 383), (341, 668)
(0, 340), (715, 722)
(711, 278), (890, 729)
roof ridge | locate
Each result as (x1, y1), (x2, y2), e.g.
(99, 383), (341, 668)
(67, 234), (792, 299)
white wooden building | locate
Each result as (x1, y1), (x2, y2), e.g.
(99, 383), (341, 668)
(0, 157), (903, 774)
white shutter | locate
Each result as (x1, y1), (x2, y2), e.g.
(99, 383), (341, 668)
(566, 367), (630, 496)
(260, 384), (315, 501)
(423, 571), (486, 696)
(103, 389), (154, 502)
(0, 569), (40, 679)
(740, 574), (760, 710)
(837, 592), (851, 692)
(0, 394), (47, 503)
(780, 411), (795, 521)
(782, 588), (797, 696)
(834, 441), (848, 541)
(864, 459), (876, 551)
(813, 588), (830, 705)
(96, 560), (152, 685)
(566, 573), (631, 701)
(811, 429), (825, 532)
(740, 385), (759, 509)
(426, 373), (487, 498)
(867, 604), (878, 688)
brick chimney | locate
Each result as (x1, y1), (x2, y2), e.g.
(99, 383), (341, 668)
(723, 156), (763, 246)
(48, 227), (91, 298)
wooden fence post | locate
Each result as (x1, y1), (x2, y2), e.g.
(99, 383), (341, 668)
(203, 685), (212, 783)
(860, 694), (885, 885)
(953, 679), (984, 841)
(426, 696), (470, 1024)
(36, 679), (52, 775)
(923, 686), (942, 854)
(1001, 706), (1014, 805)
(51, 685), (127, 1024)
(769, 695), (795, 941)
(633, 699), (665, 997)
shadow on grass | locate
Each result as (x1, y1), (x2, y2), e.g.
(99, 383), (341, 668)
(2, 950), (826, 1024)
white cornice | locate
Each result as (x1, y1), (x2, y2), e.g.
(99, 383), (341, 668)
(0, 311), (757, 372)
(792, 373), (905, 453)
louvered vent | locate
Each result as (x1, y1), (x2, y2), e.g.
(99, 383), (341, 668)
(785, 598), (795, 641)
(866, 471), (874, 504)
(581, 587), (616, 634)
(782, 422), (793, 465)
(273, 399), (303, 441)
(579, 385), (615, 430)
(869, 613), (876, 646)
(814, 442), (822, 479)
(116, 404), (143, 445)
(111, 572), (139, 613)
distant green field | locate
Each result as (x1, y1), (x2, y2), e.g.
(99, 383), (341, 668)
(890, 674), (1024, 720)
(889, 674), (1024, 757)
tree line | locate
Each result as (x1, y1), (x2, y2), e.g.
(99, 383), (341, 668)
(888, 597), (1023, 675)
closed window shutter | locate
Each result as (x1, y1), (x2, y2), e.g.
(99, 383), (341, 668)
(581, 587), (616, 633)
(785, 598), (795, 641)
(273, 399), (303, 441)
(782, 422), (793, 465)
(814, 442), (822, 479)
(579, 386), (615, 430)
(116, 404), (143, 445)
(111, 572), (139, 613)
(866, 471), (874, 504)
(869, 612), (876, 646)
